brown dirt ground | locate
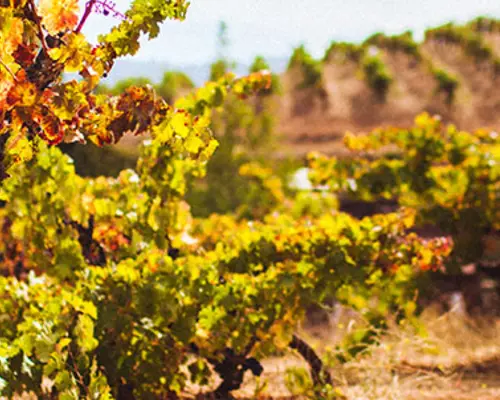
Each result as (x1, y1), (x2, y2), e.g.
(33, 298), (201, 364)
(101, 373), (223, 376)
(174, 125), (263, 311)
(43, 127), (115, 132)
(277, 32), (500, 157)
(179, 308), (500, 399)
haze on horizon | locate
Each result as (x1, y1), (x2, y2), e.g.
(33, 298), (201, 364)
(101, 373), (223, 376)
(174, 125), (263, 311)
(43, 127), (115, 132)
(80, 0), (500, 66)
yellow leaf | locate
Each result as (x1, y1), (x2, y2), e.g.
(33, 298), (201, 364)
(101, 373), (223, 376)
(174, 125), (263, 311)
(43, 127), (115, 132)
(38, 0), (79, 35)
(6, 134), (33, 164)
(171, 112), (190, 138)
(184, 135), (203, 154)
(201, 139), (219, 159)
(0, 12), (23, 56)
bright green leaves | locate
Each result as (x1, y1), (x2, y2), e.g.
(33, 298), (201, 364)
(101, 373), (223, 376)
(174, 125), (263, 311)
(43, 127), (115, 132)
(152, 109), (206, 148)
(100, 23), (141, 57)
(131, 74), (271, 249)
(0, 274), (103, 398)
(53, 237), (86, 278)
(100, 0), (189, 57)
(198, 305), (227, 332)
(0, 141), (88, 279)
(75, 314), (98, 352)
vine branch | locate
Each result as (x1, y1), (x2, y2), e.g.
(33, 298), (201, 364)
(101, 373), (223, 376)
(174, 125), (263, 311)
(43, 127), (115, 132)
(28, 0), (49, 55)
(75, 0), (97, 34)
(290, 334), (333, 388)
(0, 58), (18, 82)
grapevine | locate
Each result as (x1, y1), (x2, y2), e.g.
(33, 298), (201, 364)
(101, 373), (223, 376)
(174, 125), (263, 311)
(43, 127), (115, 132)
(0, 1), (477, 399)
(309, 113), (500, 267)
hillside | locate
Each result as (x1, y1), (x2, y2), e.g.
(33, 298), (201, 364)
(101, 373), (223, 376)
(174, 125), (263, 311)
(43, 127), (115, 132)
(111, 17), (500, 158)
(278, 17), (500, 156)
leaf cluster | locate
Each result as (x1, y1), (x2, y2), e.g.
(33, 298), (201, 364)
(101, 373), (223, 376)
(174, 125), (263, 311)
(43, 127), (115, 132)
(309, 113), (500, 265)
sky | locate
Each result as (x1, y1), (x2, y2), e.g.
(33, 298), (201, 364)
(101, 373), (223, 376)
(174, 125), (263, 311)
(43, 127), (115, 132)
(79, 0), (500, 66)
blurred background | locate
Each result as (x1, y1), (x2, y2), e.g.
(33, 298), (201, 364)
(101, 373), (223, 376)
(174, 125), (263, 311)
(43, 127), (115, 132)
(80, 0), (500, 85)
(65, 1), (500, 219)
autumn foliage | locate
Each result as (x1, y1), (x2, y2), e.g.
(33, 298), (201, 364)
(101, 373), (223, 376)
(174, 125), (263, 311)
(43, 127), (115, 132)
(0, 1), (497, 399)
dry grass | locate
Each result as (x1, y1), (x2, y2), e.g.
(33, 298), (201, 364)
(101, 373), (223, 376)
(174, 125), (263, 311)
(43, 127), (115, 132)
(186, 308), (500, 399)
(9, 309), (500, 399)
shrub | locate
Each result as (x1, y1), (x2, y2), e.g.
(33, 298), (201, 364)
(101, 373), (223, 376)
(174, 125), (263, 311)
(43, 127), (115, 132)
(323, 41), (365, 63)
(468, 16), (500, 33)
(288, 45), (323, 89)
(426, 24), (499, 64)
(0, 2), (480, 399)
(432, 68), (460, 104)
(209, 59), (230, 81)
(361, 54), (393, 100)
(364, 31), (422, 60)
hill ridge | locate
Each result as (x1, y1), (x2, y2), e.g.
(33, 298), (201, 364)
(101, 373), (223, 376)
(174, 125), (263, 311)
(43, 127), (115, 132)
(278, 17), (500, 155)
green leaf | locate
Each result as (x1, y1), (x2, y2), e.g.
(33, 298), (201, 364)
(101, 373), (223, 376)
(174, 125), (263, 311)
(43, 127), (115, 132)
(17, 334), (34, 356)
(75, 314), (98, 352)
(0, 339), (20, 358)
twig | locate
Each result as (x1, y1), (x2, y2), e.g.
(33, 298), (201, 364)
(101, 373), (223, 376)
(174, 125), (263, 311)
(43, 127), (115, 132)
(0, 58), (18, 82)
(0, 133), (10, 185)
(290, 334), (333, 388)
(76, 0), (126, 33)
(75, 0), (97, 34)
(28, 0), (49, 55)
(189, 338), (263, 399)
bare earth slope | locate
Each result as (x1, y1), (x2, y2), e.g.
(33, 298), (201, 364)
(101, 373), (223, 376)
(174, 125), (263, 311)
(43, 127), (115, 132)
(116, 20), (500, 159)
(278, 26), (500, 156)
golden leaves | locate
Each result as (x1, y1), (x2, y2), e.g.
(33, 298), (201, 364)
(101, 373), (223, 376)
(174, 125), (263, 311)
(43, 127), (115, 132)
(2, 15), (23, 56)
(0, 9), (23, 108)
(0, 71), (15, 110)
(6, 74), (37, 108)
(48, 33), (91, 73)
(0, 8), (23, 65)
(38, 0), (79, 35)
